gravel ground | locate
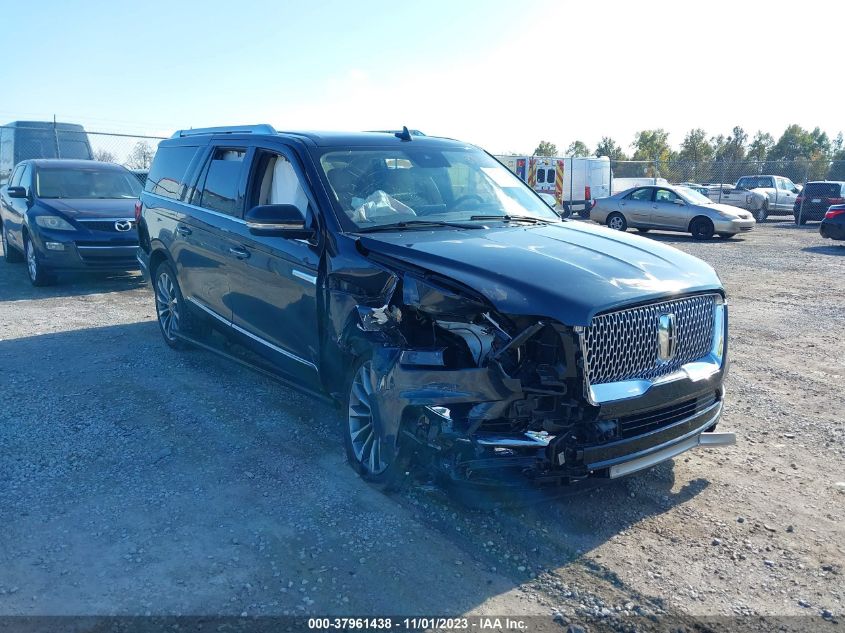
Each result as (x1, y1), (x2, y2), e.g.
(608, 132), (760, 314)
(0, 220), (842, 631)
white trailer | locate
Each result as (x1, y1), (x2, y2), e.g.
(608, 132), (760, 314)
(495, 155), (611, 216)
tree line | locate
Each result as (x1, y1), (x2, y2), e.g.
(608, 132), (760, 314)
(532, 125), (845, 183)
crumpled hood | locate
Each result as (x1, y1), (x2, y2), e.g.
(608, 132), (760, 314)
(358, 221), (723, 326)
(39, 198), (136, 219)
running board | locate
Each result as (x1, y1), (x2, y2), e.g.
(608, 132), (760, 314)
(174, 333), (334, 405)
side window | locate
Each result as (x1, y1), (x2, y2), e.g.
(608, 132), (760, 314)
(19, 164), (32, 189)
(145, 145), (200, 200)
(197, 148), (246, 216)
(9, 164), (23, 187)
(783, 178), (796, 191)
(537, 169), (546, 184)
(762, 177), (774, 188)
(625, 188), (652, 202)
(654, 188), (679, 203)
(249, 150), (309, 215)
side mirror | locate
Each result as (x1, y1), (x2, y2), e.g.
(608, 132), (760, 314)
(792, 187), (800, 194)
(673, 198), (686, 205)
(244, 204), (314, 239)
(7, 186), (27, 199)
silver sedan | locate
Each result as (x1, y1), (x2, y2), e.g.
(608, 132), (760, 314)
(591, 185), (756, 239)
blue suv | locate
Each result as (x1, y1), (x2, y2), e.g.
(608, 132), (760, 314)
(138, 125), (734, 491)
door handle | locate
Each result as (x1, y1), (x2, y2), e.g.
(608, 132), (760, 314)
(175, 225), (192, 236)
(229, 246), (250, 260)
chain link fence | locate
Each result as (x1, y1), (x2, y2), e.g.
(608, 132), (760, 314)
(0, 123), (165, 184)
(609, 158), (845, 191)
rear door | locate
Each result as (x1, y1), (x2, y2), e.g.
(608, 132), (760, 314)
(176, 145), (252, 323)
(619, 187), (654, 226)
(226, 143), (322, 386)
(777, 177), (798, 212)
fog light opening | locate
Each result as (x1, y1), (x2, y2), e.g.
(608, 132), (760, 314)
(45, 242), (66, 251)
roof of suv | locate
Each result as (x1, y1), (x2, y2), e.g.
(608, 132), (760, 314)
(168, 125), (467, 149)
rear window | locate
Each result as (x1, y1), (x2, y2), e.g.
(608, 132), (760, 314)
(804, 182), (843, 197)
(145, 145), (200, 200)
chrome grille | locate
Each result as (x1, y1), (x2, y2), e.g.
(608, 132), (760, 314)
(583, 294), (717, 385)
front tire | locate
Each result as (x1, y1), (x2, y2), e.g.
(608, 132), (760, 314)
(2, 225), (23, 263)
(24, 236), (54, 286)
(607, 212), (628, 232)
(755, 202), (768, 223)
(636, 228), (650, 233)
(344, 356), (408, 491)
(690, 217), (715, 240)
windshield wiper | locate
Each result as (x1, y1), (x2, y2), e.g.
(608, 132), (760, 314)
(468, 214), (552, 224)
(355, 219), (483, 233)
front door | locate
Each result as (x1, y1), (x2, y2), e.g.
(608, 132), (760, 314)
(227, 146), (321, 386)
(651, 188), (689, 229)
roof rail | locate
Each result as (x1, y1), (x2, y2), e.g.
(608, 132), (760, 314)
(366, 128), (426, 137)
(171, 124), (277, 138)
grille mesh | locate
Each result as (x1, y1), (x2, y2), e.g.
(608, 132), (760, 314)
(584, 294), (717, 385)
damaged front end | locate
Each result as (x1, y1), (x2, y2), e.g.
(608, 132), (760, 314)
(332, 258), (733, 490)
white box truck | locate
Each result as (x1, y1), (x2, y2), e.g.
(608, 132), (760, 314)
(495, 155), (611, 217)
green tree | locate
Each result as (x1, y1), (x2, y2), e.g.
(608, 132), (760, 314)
(631, 129), (672, 177)
(594, 137), (627, 161)
(678, 129), (714, 163)
(565, 140), (590, 157)
(712, 126), (747, 162)
(631, 129), (672, 162)
(533, 141), (558, 157)
(828, 149), (845, 180)
(747, 131), (774, 163)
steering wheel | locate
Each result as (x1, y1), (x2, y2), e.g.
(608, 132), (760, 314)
(451, 194), (485, 209)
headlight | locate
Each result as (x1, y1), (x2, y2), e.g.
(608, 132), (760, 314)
(35, 216), (75, 231)
(715, 211), (738, 220)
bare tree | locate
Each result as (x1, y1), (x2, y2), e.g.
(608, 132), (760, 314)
(93, 149), (117, 163)
(127, 141), (155, 170)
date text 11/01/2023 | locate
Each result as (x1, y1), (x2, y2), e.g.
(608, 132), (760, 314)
(307, 617), (529, 630)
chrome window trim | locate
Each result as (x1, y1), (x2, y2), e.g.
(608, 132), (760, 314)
(579, 299), (727, 405)
(186, 297), (317, 371)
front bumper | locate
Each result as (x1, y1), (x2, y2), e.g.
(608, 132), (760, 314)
(32, 226), (140, 272)
(713, 217), (755, 234)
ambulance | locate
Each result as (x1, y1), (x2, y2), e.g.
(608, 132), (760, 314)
(495, 155), (611, 217)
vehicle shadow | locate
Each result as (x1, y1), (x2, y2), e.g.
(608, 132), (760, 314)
(0, 261), (144, 301)
(802, 244), (845, 256)
(638, 231), (749, 245)
(0, 321), (711, 618)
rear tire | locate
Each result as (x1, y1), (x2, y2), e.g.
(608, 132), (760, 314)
(794, 214), (806, 226)
(24, 236), (55, 286)
(607, 212), (628, 232)
(344, 355), (409, 491)
(153, 261), (203, 350)
(690, 217), (715, 240)
(2, 225), (23, 263)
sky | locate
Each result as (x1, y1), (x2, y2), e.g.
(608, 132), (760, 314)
(3, 0), (842, 154)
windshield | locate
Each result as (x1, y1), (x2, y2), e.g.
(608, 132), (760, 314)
(319, 147), (559, 230)
(36, 168), (142, 199)
(676, 186), (712, 205)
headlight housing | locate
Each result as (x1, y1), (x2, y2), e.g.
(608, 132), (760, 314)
(35, 215), (75, 231)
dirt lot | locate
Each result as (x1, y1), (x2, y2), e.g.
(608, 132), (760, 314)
(0, 221), (842, 631)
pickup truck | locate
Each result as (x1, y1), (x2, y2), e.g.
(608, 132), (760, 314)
(736, 175), (801, 221)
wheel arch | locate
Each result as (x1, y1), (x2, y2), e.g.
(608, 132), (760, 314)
(688, 214), (714, 232)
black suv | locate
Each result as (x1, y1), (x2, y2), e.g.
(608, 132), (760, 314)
(138, 125), (733, 491)
(794, 181), (845, 224)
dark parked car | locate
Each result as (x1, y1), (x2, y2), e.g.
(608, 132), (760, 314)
(0, 159), (142, 285)
(819, 204), (845, 241)
(794, 181), (845, 224)
(137, 125), (734, 491)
